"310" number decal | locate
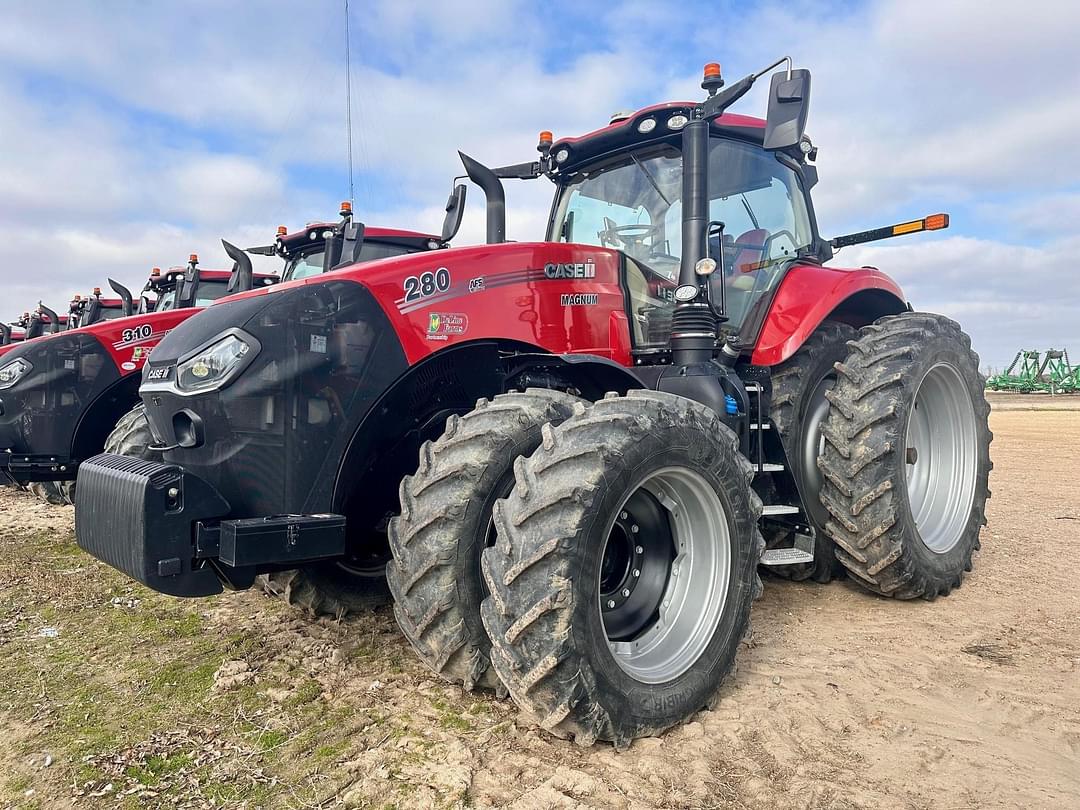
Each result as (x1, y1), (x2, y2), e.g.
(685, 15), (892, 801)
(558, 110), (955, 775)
(121, 324), (154, 343)
(403, 268), (451, 302)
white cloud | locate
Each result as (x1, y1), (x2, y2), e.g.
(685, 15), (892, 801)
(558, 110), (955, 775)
(847, 234), (1080, 368)
(0, 0), (1076, 370)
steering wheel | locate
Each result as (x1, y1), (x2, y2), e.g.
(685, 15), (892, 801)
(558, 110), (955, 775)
(598, 218), (662, 251)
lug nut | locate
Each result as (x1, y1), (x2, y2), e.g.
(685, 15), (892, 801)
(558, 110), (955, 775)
(635, 545), (644, 555)
(631, 524), (639, 533)
(620, 511), (628, 519)
(606, 600), (616, 609)
(632, 568), (640, 577)
(621, 588), (630, 597)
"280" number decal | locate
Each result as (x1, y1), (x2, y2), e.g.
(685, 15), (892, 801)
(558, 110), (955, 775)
(403, 267), (451, 302)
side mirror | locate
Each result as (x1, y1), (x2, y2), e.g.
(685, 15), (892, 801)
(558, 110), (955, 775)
(441, 183), (467, 242)
(0, 324), (10, 345)
(333, 220), (366, 269)
(176, 257), (200, 308)
(763, 68), (811, 151)
(108, 278), (134, 316)
(223, 239), (254, 293)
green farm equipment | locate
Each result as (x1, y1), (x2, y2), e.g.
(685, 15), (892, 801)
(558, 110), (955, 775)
(987, 350), (1042, 391)
(1039, 349), (1078, 393)
(986, 348), (1080, 394)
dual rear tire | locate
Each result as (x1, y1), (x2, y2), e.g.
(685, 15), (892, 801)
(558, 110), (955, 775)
(818, 313), (992, 598)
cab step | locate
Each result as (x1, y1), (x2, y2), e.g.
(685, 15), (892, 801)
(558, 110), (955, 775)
(760, 532), (815, 566)
(761, 504), (799, 516)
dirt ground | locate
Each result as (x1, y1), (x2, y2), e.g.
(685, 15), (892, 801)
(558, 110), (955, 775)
(1, 407), (1078, 810)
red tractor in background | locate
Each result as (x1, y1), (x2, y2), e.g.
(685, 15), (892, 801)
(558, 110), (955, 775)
(0, 322), (27, 349)
(1, 210), (448, 502)
(75, 58), (992, 747)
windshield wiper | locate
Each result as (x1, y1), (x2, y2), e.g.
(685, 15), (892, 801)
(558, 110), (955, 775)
(740, 194), (760, 229)
(631, 154), (672, 207)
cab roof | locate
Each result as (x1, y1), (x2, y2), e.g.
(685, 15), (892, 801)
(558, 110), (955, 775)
(279, 223), (443, 253)
(551, 104), (766, 173)
(158, 268), (277, 283)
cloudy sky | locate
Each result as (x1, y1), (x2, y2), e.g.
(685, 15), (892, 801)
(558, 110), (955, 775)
(1, 0), (1076, 369)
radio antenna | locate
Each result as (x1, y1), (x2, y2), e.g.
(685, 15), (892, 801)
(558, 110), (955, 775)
(344, 0), (355, 205)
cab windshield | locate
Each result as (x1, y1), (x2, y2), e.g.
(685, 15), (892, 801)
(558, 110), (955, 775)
(283, 242), (423, 282)
(155, 279), (232, 311)
(551, 137), (814, 341)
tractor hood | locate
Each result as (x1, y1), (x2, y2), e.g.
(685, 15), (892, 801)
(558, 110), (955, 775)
(0, 330), (121, 462)
(142, 240), (632, 373)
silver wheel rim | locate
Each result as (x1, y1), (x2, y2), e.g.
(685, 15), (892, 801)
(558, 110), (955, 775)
(801, 373), (834, 529)
(601, 467), (731, 684)
(905, 362), (978, 553)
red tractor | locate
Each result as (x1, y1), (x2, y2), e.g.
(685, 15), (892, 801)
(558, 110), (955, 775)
(74, 59), (992, 747)
(0, 323), (27, 350)
(1, 210), (448, 499)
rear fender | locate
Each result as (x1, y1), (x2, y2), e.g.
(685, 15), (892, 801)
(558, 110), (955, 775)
(751, 265), (907, 366)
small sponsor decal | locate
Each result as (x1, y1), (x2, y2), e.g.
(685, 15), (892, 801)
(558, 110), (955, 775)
(121, 362), (137, 371)
(544, 259), (595, 279)
(310, 334), (327, 354)
(426, 312), (469, 341)
(468, 276), (485, 293)
(561, 293), (599, 307)
(146, 366), (171, 381)
(64, 359), (76, 370)
(403, 267), (452, 302)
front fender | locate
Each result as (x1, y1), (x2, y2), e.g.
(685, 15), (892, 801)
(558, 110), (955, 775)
(751, 264), (906, 366)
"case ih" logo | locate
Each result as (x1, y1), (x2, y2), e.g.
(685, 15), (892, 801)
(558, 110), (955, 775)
(544, 259), (595, 279)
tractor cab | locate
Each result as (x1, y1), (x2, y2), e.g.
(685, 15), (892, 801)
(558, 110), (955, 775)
(150, 256), (277, 312)
(543, 112), (822, 346)
(248, 202), (447, 283)
(21, 306), (68, 339)
(70, 281), (137, 327)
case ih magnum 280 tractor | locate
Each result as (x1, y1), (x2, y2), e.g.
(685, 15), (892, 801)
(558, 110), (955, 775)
(1, 213), (446, 500)
(76, 59), (992, 746)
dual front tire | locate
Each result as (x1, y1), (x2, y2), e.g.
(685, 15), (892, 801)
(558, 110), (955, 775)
(479, 391), (763, 747)
(387, 389), (762, 746)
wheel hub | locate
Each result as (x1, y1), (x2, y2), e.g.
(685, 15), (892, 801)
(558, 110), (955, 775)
(600, 468), (732, 684)
(600, 491), (674, 640)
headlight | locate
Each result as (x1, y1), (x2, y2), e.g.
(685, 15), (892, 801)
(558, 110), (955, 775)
(0, 358), (32, 390)
(176, 334), (254, 393)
